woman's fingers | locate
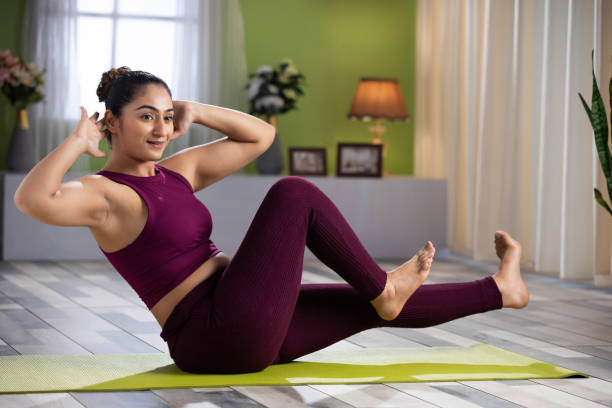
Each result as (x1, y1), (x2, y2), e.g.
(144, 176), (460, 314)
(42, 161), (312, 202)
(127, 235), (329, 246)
(80, 106), (101, 124)
(171, 128), (185, 140)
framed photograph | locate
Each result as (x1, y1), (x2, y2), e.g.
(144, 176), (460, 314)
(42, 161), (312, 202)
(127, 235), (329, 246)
(336, 143), (383, 178)
(288, 147), (327, 176)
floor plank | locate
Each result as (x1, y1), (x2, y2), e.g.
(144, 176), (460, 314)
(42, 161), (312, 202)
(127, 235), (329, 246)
(0, 257), (611, 407)
(310, 384), (438, 407)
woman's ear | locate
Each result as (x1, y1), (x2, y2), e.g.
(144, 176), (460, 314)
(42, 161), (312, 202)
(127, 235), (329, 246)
(103, 110), (119, 135)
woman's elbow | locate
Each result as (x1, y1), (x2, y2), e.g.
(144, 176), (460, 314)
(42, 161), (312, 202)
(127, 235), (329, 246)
(13, 190), (29, 214)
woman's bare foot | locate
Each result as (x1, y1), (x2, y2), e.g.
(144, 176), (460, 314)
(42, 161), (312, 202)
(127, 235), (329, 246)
(371, 241), (435, 321)
(491, 230), (530, 309)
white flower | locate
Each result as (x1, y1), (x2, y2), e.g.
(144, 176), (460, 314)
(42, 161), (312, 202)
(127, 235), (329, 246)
(278, 74), (289, 84)
(247, 77), (263, 101)
(267, 84), (279, 94)
(255, 65), (273, 76)
(254, 95), (284, 111)
(284, 64), (299, 76)
(13, 67), (34, 86)
(283, 88), (297, 100)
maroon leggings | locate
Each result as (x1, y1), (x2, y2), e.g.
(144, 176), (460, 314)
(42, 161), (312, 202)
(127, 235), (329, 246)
(160, 176), (502, 374)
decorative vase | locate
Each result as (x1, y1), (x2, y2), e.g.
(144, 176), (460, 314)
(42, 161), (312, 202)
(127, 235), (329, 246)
(256, 114), (284, 175)
(7, 108), (38, 172)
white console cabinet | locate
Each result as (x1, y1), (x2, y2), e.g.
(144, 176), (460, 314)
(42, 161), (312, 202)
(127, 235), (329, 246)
(1, 172), (447, 261)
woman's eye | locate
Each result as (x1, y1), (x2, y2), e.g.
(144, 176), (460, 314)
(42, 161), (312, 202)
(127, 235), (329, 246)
(165, 116), (174, 121)
(142, 114), (153, 120)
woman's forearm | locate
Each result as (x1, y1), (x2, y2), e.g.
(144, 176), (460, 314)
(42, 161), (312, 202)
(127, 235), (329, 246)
(14, 133), (87, 212)
(189, 102), (275, 143)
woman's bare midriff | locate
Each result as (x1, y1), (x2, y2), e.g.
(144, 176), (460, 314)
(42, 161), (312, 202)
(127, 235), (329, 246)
(151, 252), (231, 329)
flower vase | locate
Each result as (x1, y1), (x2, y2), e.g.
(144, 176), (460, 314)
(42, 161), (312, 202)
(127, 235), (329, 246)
(7, 108), (38, 172)
(256, 114), (284, 175)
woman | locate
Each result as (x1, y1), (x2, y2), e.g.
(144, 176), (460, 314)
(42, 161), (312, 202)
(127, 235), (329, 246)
(14, 67), (529, 374)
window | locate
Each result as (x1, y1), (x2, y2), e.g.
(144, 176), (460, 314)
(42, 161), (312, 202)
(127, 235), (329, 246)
(75, 0), (178, 119)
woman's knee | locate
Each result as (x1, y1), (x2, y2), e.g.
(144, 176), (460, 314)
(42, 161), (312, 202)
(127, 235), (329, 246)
(267, 176), (320, 202)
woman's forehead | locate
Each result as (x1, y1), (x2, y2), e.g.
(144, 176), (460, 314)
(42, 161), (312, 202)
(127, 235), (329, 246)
(130, 85), (172, 109)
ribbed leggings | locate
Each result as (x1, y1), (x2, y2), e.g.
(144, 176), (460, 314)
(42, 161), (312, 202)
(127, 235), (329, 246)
(160, 176), (503, 374)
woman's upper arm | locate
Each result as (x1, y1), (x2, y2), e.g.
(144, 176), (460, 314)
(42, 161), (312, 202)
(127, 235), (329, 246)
(193, 136), (273, 190)
(159, 134), (274, 192)
(16, 175), (110, 228)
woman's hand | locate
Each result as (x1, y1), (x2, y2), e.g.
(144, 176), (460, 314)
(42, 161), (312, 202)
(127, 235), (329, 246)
(70, 106), (107, 158)
(171, 100), (195, 140)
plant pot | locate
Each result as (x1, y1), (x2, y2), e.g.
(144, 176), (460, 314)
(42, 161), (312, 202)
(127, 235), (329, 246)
(256, 114), (284, 175)
(7, 108), (38, 172)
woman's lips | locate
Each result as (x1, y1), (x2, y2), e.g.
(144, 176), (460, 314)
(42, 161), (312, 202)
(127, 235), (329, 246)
(147, 141), (164, 149)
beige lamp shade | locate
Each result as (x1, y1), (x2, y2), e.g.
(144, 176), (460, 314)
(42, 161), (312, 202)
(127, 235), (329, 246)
(347, 78), (410, 122)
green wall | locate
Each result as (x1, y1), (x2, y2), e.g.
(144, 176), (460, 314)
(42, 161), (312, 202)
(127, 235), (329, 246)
(0, 0), (26, 172)
(239, 0), (416, 175)
(0, 0), (416, 176)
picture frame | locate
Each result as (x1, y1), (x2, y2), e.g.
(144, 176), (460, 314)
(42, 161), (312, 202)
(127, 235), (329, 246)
(288, 147), (327, 176)
(336, 143), (383, 178)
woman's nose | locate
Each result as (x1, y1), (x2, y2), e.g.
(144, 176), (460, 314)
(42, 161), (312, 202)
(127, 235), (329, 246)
(152, 117), (169, 136)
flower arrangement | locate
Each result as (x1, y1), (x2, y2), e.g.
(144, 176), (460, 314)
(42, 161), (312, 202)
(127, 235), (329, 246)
(0, 49), (45, 110)
(245, 58), (305, 117)
(579, 51), (612, 217)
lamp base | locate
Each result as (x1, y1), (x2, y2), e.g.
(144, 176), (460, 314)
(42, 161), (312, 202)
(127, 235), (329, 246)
(371, 137), (389, 178)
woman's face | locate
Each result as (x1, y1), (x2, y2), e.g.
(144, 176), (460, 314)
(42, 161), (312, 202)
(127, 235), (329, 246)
(107, 84), (174, 159)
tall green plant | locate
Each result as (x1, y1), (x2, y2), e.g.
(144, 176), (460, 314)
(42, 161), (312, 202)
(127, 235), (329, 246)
(579, 50), (612, 217)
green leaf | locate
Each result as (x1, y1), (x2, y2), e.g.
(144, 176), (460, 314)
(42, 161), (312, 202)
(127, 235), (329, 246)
(609, 75), (612, 205)
(595, 188), (612, 216)
(582, 50), (612, 208)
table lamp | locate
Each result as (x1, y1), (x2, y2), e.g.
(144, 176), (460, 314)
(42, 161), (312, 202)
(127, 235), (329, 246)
(347, 78), (410, 177)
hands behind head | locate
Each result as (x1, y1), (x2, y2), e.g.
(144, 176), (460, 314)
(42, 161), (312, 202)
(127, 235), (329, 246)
(71, 106), (108, 158)
(72, 101), (193, 156)
(170, 100), (194, 141)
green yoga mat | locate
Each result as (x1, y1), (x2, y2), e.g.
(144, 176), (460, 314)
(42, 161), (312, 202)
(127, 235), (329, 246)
(0, 344), (586, 393)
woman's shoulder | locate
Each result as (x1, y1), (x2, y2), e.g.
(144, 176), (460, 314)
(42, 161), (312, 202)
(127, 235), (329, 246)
(156, 158), (196, 192)
(66, 173), (112, 193)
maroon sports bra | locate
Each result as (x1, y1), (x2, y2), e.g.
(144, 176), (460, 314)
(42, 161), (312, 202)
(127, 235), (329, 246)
(95, 163), (222, 309)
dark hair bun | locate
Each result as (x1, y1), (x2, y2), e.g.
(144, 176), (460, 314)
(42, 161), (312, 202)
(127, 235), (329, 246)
(96, 66), (132, 103)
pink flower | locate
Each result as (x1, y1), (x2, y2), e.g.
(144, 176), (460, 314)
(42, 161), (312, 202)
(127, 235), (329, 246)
(0, 69), (9, 85)
(5, 56), (19, 67)
(0, 49), (11, 59)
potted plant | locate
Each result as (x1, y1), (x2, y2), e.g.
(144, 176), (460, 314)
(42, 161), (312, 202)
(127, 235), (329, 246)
(578, 50), (612, 217)
(245, 58), (306, 174)
(579, 50), (612, 285)
(0, 48), (46, 171)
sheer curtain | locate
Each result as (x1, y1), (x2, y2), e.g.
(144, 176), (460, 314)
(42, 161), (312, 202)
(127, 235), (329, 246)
(164, 0), (248, 158)
(21, 0), (248, 171)
(415, 0), (612, 285)
(21, 0), (86, 173)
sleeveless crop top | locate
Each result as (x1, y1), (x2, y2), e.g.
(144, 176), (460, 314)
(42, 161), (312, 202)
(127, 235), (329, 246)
(95, 163), (222, 309)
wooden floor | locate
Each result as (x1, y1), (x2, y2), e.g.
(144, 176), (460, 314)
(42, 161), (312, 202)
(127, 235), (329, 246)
(0, 254), (611, 407)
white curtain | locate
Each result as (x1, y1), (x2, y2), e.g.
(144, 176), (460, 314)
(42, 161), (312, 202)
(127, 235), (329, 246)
(21, 0), (86, 173)
(21, 0), (248, 172)
(164, 0), (248, 158)
(415, 0), (612, 285)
